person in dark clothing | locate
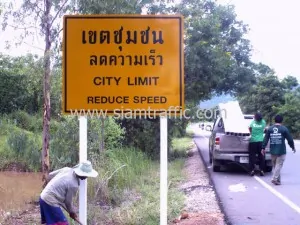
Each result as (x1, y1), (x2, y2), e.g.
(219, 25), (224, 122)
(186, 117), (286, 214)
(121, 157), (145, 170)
(248, 112), (266, 176)
(262, 115), (296, 185)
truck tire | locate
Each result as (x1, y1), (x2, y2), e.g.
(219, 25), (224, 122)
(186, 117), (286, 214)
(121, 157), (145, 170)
(209, 152), (212, 164)
(212, 159), (221, 172)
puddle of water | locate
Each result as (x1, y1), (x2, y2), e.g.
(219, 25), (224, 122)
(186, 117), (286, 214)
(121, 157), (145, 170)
(0, 172), (42, 214)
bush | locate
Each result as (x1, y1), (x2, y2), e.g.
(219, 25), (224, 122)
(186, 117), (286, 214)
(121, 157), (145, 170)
(118, 118), (161, 159)
(88, 117), (125, 152)
(275, 90), (300, 138)
(118, 118), (189, 160)
(169, 136), (193, 160)
(5, 127), (41, 171)
(50, 116), (79, 170)
(6, 129), (28, 160)
(9, 110), (42, 133)
(50, 116), (125, 170)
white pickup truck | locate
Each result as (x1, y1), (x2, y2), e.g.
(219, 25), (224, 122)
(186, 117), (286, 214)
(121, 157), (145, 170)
(207, 114), (272, 172)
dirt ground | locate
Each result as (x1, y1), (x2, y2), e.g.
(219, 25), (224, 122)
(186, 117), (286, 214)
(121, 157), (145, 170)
(0, 172), (42, 225)
(172, 212), (226, 225)
(170, 146), (226, 225)
(2, 205), (40, 225)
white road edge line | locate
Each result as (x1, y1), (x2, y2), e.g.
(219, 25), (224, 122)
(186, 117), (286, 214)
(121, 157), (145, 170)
(254, 176), (300, 214)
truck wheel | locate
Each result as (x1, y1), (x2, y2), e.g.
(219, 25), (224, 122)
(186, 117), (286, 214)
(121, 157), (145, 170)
(212, 159), (221, 172)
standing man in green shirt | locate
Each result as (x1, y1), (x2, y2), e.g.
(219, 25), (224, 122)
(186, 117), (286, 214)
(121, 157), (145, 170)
(249, 112), (267, 176)
(262, 115), (296, 185)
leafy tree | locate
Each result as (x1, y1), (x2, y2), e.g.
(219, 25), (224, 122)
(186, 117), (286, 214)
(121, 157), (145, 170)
(0, 54), (44, 114)
(238, 75), (285, 123)
(281, 75), (299, 90)
(0, 72), (28, 114)
(252, 62), (275, 77)
(50, 67), (63, 119)
(76, 0), (151, 14)
(238, 73), (299, 126)
(2, 0), (75, 182)
(237, 62), (273, 113)
(170, 0), (255, 103)
(275, 87), (300, 137)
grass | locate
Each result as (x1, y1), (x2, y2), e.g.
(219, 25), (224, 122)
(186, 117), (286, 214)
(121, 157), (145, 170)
(172, 137), (194, 152)
(170, 135), (194, 160)
(0, 136), (6, 154)
(82, 147), (186, 224)
(0, 121), (42, 172)
(185, 124), (195, 137)
(82, 135), (193, 225)
(0, 120), (13, 154)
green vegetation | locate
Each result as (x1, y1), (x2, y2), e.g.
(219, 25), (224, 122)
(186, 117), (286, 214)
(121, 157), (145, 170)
(237, 67), (300, 137)
(0, 110), (192, 224)
(84, 147), (187, 224)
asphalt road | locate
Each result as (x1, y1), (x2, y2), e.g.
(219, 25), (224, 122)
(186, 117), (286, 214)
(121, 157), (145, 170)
(191, 124), (300, 225)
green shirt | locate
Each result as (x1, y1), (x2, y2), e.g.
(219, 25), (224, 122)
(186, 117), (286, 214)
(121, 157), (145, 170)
(262, 124), (295, 155)
(249, 119), (266, 142)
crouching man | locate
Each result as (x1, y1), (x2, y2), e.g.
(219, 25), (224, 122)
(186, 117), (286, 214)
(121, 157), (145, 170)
(39, 160), (98, 224)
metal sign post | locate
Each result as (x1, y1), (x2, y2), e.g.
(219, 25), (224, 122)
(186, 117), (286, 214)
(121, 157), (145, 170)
(160, 116), (168, 225)
(79, 116), (87, 224)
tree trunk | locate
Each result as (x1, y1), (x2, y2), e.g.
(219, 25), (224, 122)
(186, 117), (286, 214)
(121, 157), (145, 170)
(42, 0), (52, 184)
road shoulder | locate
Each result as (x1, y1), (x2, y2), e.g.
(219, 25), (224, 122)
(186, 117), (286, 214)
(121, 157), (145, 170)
(171, 145), (227, 225)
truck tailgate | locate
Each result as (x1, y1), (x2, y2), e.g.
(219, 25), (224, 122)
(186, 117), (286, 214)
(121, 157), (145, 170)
(218, 134), (250, 152)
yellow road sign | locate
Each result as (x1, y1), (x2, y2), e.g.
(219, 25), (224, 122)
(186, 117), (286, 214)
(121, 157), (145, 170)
(63, 15), (184, 115)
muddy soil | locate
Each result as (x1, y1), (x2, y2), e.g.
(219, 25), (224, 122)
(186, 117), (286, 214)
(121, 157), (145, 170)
(0, 172), (42, 225)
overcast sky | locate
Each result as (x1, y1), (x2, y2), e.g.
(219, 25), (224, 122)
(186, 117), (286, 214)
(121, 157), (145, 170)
(1, 0), (299, 81)
(218, 0), (300, 81)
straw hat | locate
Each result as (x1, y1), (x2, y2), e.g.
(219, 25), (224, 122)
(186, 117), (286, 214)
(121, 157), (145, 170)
(73, 160), (98, 178)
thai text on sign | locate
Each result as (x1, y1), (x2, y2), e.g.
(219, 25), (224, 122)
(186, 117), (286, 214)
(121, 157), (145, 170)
(63, 15), (184, 115)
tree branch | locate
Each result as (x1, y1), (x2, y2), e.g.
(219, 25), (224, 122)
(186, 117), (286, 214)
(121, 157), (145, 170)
(52, 27), (63, 40)
(23, 41), (44, 51)
(34, 1), (45, 14)
(34, 9), (44, 22)
(8, 24), (38, 30)
(50, 0), (69, 27)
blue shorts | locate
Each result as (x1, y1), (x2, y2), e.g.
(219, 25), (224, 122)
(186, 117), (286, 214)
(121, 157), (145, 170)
(39, 197), (69, 225)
